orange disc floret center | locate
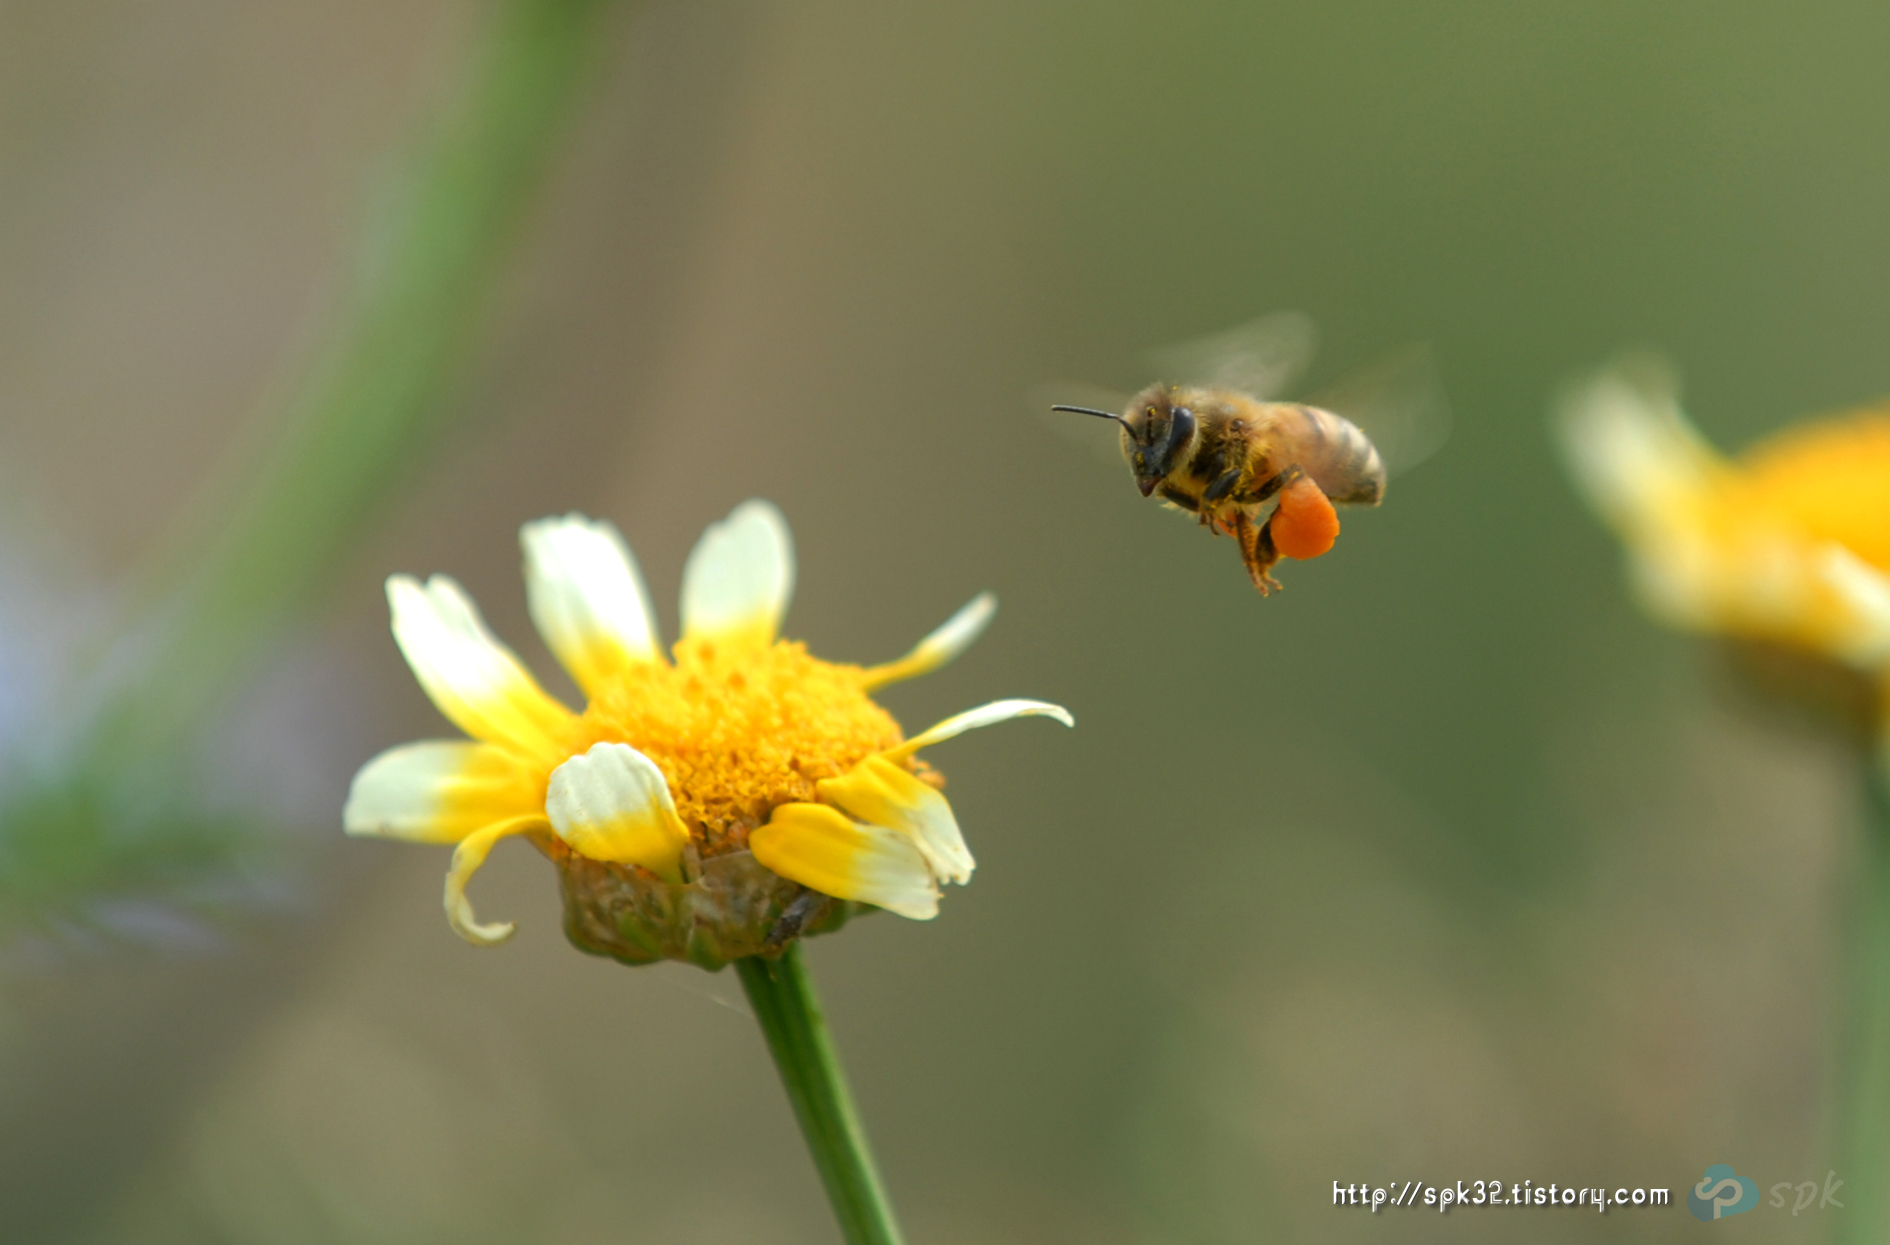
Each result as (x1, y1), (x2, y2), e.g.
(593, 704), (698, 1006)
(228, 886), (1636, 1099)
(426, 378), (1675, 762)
(572, 637), (905, 855)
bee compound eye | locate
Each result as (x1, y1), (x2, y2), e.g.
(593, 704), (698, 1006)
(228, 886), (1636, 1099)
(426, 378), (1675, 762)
(1166, 406), (1195, 448)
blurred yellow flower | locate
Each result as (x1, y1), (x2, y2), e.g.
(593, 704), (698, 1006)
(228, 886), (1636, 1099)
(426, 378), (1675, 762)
(344, 501), (1070, 961)
(1560, 357), (1890, 723)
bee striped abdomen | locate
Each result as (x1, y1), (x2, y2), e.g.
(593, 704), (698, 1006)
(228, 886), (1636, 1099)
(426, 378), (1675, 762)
(1293, 404), (1386, 505)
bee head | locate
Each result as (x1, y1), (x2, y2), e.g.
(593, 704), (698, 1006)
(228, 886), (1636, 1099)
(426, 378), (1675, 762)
(1051, 386), (1195, 497)
(1121, 386), (1195, 496)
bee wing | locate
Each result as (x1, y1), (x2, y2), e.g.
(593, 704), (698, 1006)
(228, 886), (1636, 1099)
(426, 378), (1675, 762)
(1143, 310), (1318, 399)
(1303, 343), (1450, 477)
(1032, 379), (1133, 465)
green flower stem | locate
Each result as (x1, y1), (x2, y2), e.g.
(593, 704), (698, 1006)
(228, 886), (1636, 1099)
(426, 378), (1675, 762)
(737, 944), (907, 1245)
(90, 0), (622, 760)
(1834, 760), (1890, 1243)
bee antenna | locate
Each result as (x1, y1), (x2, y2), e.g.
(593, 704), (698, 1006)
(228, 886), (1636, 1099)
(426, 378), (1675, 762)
(1051, 404), (1131, 429)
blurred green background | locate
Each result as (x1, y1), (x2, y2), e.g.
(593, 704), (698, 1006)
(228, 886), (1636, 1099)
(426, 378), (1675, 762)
(3, 0), (1888, 1241)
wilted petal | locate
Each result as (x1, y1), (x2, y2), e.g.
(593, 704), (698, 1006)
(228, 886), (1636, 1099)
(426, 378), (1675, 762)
(444, 815), (543, 946)
(344, 741), (540, 844)
(751, 802), (940, 920)
(522, 514), (662, 695)
(679, 500), (794, 648)
(883, 698), (1074, 761)
(818, 755), (973, 885)
(388, 575), (575, 764)
(861, 593), (996, 690)
(545, 742), (690, 883)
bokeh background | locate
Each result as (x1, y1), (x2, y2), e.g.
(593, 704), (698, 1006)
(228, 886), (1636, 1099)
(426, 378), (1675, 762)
(3, 1), (1889, 1241)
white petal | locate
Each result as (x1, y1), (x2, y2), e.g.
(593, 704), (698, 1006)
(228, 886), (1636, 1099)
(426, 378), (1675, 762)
(1555, 356), (1719, 532)
(444, 815), (542, 946)
(387, 575), (575, 764)
(861, 593), (997, 690)
(544, 742), (690, 883)
(679, 500), (794, 647)
(818, 755), (973, 885)
(343, 740), (539, 844)
(1817, 545), (1890, 666)
(883, 698), (1075, 761)
(749, 802), (940, 920)
(521, 514), (662, 695)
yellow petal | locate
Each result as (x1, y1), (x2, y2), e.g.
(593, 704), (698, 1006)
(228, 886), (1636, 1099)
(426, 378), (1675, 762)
(679, 500), (794, 649)
(344, 741), (540, 844)
(521, 514), (663, 696)
(750, 803), (939, 920)
(1736, 408), (1890, 571)
(818, 755), (973, 884)
(882, 698), (1074, 762)
(444, 815), (544, 946)
(544, 742), (689, 883)
(387, 575), (575, 765)
(861, 592), (997, 690)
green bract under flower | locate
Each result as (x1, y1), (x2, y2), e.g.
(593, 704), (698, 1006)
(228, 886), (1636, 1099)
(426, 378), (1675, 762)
(343, 501), (1072, 968)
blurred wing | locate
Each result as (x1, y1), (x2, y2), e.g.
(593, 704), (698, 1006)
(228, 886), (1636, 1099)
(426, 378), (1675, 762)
(1144, 310), (1318, 399)
(1032, 379), (1132, 465)
(1303, 343), (1450, 476)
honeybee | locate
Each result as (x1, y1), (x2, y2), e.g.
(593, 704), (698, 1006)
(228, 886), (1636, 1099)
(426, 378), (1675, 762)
(1047, 313), (1441, 594)
(1055, 390), (1383, 593)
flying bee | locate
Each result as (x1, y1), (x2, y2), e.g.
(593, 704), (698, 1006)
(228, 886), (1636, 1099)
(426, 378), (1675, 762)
(1054, 389), (1383, 593)
(1045, 313), (1443, 594)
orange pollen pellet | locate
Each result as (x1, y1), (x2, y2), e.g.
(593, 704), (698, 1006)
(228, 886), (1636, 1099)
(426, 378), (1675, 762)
(1271, 477), (1341, 560)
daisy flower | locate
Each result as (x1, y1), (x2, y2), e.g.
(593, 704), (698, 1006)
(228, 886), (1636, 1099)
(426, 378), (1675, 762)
(344, 501), (1070, 966)
(1563, 359), (1890, 1241)
(1560, 358), (1890, 718)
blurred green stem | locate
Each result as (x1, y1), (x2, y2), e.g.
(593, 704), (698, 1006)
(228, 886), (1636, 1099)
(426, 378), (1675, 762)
(89, 0), (620, 761)
(737, 945), (907, 1245)
(1833, 760), (1890, 1243)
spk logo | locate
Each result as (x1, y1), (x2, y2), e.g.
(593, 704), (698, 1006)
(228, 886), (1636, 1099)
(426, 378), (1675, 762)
(1689, 1165), (1759, 1221)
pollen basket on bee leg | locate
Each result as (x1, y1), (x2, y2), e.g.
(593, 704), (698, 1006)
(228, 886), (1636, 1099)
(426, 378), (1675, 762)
(1271, 478), (1341, 560)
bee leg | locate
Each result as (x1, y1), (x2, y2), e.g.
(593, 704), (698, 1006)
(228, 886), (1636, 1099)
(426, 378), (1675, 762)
(767, 887), (833, 949)
(1155, 484), (1217, 532)
(1235, 463), (1305, 506)
(1234, 510), (1283, 594)
(1195, 468), (1247, 536)
(1203, 466), (1245, 504)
